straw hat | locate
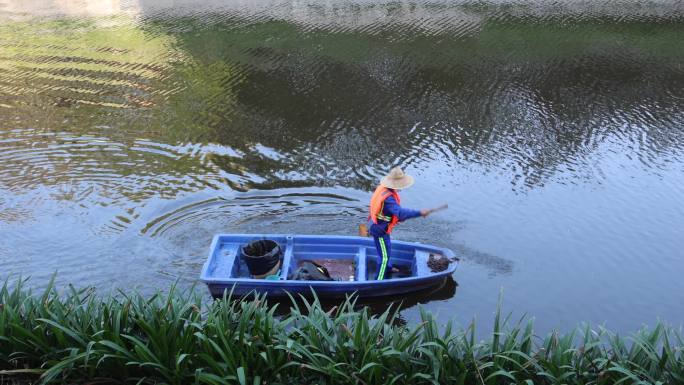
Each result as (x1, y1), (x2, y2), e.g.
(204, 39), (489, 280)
(380, 167), (415, 190)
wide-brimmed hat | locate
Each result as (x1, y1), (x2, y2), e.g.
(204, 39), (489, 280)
(380, 167), (414, 190)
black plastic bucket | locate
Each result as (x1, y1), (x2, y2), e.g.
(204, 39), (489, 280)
(241, 240), (282, 276)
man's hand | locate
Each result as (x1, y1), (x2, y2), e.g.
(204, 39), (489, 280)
(420, 209), (430, 217)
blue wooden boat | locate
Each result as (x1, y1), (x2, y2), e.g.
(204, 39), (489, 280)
(200, 234), (458, 298)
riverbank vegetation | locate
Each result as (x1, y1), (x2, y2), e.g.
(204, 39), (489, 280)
(1, 280), (682, 384)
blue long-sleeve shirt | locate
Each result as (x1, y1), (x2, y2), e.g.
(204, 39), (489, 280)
(369, 195), (422, 236)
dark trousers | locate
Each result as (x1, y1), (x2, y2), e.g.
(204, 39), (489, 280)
(373, 234), (392, 280)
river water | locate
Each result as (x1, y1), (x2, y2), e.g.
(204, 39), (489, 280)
(1, 0), (683, 332)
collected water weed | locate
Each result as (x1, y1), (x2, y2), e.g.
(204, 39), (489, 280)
(1, 278), (683, 384)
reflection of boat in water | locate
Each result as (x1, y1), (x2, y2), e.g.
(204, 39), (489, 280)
(349, 276), (458, 316)
(200, 234), (458, 298)
(265, 277), (458, 322)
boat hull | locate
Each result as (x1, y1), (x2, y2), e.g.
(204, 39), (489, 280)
(206, 275), (450, 298)
(200, 234), (458, 299)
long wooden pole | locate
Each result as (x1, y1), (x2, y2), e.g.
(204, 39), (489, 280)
(425, 203), (448, 215)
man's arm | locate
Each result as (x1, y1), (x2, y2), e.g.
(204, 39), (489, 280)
(383, 196), (424, 222)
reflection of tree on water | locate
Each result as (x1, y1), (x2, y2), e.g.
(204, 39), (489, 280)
(1, 6), (683, 203)
(151, 14), (683, 190)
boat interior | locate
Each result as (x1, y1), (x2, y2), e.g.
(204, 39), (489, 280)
(204, 235), (440, 282)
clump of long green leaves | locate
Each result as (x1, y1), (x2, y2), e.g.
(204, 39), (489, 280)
(1, 278), (683, 385)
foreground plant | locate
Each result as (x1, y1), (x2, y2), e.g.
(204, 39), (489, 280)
(1, 278), (683, 385)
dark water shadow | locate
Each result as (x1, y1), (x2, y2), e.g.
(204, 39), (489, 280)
(234, 277), (460, 326)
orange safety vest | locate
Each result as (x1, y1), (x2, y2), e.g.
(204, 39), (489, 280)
(369, 185), (401, 234)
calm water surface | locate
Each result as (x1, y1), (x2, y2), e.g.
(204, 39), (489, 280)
(1, 0), (683, 333)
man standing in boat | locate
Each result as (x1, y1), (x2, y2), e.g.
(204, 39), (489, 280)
(369, 167), (429, 280)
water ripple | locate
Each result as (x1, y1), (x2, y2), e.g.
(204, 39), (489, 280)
(140, 191), (364, 237)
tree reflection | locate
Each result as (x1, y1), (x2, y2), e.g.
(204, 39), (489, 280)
(0, 4), (682, 200)
(149, 12), (683, 190)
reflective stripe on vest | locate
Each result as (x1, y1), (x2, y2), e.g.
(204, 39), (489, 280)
(368, 185), (401, 234)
